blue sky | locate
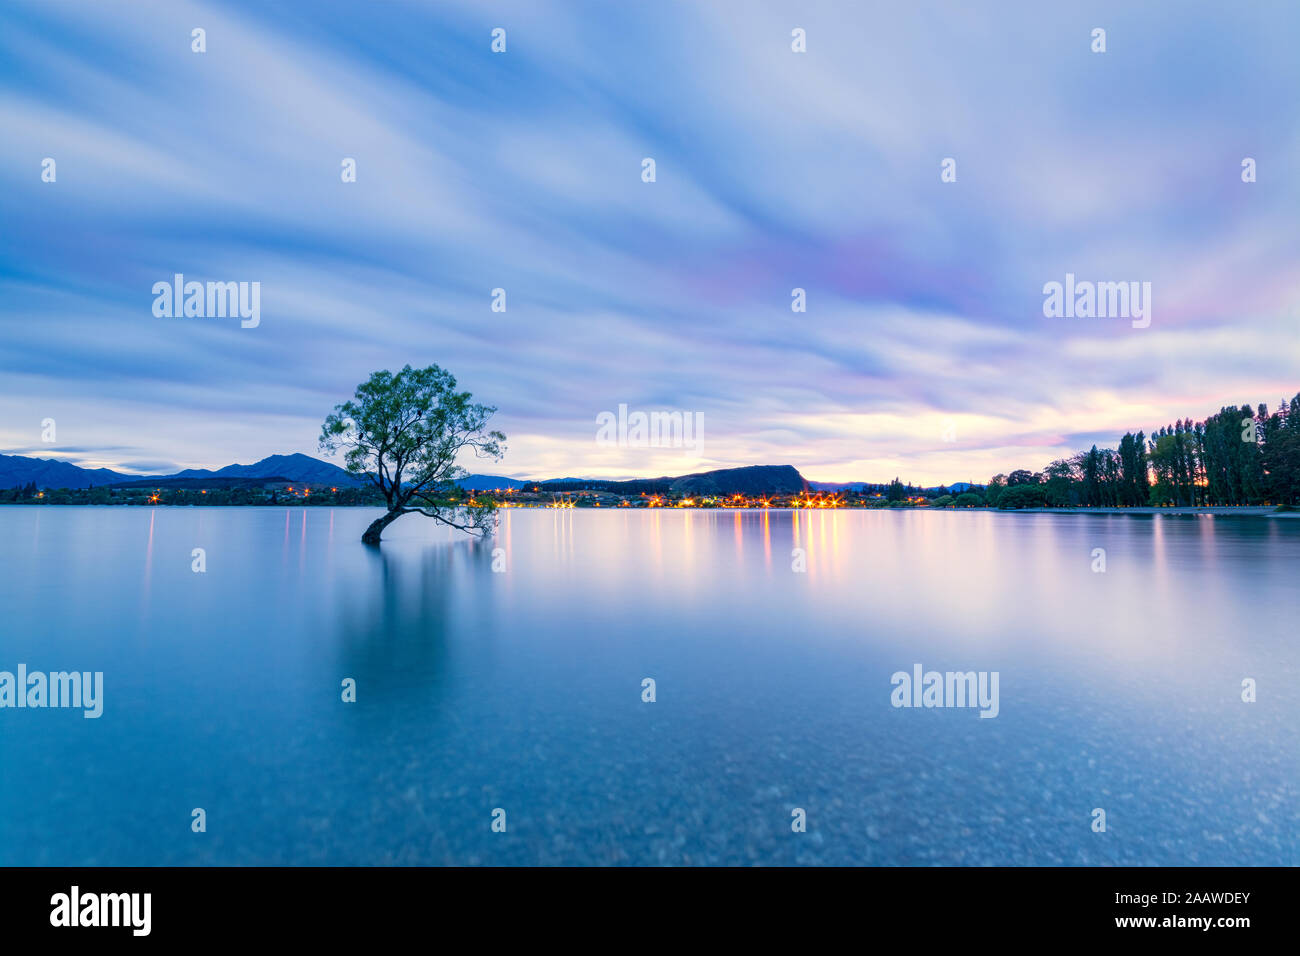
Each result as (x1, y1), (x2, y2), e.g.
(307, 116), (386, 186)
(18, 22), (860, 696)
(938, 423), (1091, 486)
(2, 0), (1297, 483)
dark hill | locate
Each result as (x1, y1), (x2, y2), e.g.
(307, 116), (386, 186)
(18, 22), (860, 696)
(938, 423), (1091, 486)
(669, 465), (807, 496)
(539, 465), (808, 496)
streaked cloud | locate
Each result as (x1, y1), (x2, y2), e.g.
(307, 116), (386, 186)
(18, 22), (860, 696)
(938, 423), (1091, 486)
(1, 0), (1296, 483)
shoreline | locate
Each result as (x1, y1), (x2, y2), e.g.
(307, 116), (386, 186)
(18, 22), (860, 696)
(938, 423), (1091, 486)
(975, 505), (1295, 517)
(2, 503), (1295, 517)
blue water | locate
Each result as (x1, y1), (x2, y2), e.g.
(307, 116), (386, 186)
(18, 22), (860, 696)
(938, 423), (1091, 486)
(1, 506), (1296, 865)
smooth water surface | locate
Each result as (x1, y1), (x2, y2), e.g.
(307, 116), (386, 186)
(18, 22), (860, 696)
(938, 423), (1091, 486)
(1, 506), (1296, 865)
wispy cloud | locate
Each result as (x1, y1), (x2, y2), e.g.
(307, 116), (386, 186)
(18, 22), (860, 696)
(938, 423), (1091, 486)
(1, 0), (1296, 482)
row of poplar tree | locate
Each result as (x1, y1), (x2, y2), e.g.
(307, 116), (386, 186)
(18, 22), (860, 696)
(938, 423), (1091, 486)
(985, 392), (1300, 507)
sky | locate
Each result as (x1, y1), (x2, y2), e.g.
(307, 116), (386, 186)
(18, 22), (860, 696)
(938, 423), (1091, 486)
(2, 0), (1297, 484)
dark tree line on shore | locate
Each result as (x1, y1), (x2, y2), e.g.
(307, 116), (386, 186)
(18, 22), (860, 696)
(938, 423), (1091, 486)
(0, 482), (385, 506)
(983, 392), (1300, 508)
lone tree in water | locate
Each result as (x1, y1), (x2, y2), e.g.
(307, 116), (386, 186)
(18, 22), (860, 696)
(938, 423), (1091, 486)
(320, 364), (506, 544)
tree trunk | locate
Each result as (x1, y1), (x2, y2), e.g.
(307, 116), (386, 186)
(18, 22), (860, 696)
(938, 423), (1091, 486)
(361, 508), (404, 544)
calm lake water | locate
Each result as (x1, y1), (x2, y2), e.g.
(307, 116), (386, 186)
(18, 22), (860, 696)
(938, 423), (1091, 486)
(1, 506), (1296, 866)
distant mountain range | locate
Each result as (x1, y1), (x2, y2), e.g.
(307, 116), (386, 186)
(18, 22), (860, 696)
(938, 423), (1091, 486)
(0, 453), (982, 494)
(0, 453), (360, 490)
(162, 454), (359, 486)
(459, 474), (531, 490)
(807, 479), (979, 493)
(0, 454), (130, 490)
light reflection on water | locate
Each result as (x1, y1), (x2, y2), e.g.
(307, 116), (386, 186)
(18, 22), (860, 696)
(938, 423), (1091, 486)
(0, 506), (1296, 865)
